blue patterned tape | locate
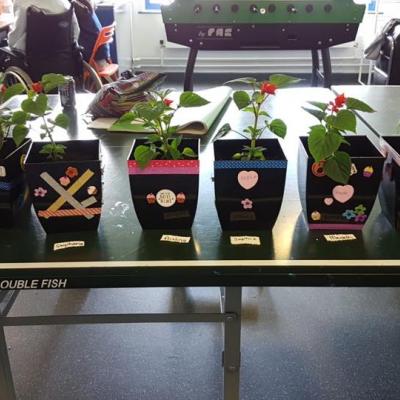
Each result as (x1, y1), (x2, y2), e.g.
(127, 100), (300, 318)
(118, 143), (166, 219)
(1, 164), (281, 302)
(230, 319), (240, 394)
(0, 181), (15, 191)
(0, 177), (22, 191)
(214, 160), (287, 170)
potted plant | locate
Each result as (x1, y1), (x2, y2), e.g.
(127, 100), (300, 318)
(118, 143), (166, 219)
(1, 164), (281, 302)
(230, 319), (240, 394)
(214, 74), (300, 230)
(23, 74), (102, 234)
(299, 93), (385, 230)
(0, 74), (31, 227)
(123, 89), (209, 229)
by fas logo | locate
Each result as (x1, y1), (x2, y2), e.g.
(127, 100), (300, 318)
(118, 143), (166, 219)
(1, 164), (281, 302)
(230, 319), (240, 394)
(198, 27), (233, 38)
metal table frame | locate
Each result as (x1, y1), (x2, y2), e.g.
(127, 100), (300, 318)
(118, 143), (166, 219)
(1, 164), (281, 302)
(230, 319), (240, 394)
(183, 47), (332, 91)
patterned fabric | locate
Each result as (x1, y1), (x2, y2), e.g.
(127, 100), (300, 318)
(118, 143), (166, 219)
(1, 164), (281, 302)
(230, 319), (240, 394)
(0, 177), (22, 191)
(214, 160), (287, 170)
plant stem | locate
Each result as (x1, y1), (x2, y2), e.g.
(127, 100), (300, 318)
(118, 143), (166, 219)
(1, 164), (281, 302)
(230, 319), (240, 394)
(41, 116), (56, 160)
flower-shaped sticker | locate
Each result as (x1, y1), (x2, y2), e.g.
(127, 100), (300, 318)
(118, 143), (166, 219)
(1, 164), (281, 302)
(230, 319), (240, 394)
(34, 187), (47, 197)
(355, 214), (367, 223)
(241, 198), (253, 210)
(59, 176), (70, 187)
(65, 167), (78, 179)
(354, 204), (366, 215)
(342, 209), (356, 220)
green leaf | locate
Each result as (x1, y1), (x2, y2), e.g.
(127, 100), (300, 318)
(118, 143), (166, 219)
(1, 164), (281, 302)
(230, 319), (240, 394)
(54, 113), (69, 129)
(224, 77), (257, 86)
(233, 91), (251, 110)
(21, 93), (48, 116)
(308, 125), (342, 162)
(134, 144), (155, 168)
(268, 74), (302, 88)
(182, 147), (197, 158)
(3, 83), (25, 102)
(269, 119), (287, 139)
(308, 101), (328, 111)
(169, 146), (181, 160)
(118, 112), (136, 123)
(147, 134), (161, 143)
(41, 74), (67, 93)
(11, 111), (28, 125)
(252, 91), (265, 104)
(39, 143), (66, 160)
(242, 106), (255, 113)
(179, 92), (209, 108)
(302, 107), (325, 121)
(214, 123), (231, 141)
(258, 110), (270, 118)
(324, 151), (352, 184)
(11, 125), (29, 146)
(332, 109), (357, 132)
(346, 97), (375, 113)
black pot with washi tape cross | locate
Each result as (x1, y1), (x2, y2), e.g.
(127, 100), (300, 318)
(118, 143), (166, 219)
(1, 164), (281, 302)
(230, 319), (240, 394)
(24, 139), (102, 234)
(213, 139), (287, 230)
(128, 139), (199, 229)
(378, 136), (400, 230)
(298, 136), (384, 230)
(0, 138), (31, 228)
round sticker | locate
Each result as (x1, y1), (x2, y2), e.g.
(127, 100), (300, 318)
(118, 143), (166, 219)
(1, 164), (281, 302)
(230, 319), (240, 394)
(156, 189), (176, 208)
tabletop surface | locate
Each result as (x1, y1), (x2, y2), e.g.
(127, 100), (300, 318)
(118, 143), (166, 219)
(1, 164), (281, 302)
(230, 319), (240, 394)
(1, 87), (400, 288)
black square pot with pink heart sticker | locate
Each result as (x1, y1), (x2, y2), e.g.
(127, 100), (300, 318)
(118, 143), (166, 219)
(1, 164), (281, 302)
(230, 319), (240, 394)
(128, 139), (199, 229)
(213, 139), (287, 230)
(298, 136), (384, 230)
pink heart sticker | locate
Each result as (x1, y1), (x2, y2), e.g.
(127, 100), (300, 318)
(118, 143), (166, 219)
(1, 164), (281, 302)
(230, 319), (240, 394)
(332, 185), (354, 204)
(237, 170), (259, 190)
(324, 197), (334, 206)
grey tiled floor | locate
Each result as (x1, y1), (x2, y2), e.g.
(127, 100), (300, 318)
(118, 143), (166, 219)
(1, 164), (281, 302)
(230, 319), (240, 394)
(6, 286), (400, 400)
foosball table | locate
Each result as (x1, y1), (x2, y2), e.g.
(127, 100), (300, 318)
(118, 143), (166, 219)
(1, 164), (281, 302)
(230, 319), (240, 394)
(161, 0), (366, 89)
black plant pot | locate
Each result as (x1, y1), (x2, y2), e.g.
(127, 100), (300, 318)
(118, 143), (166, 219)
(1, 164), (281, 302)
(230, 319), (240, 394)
(213, 139), (287, 230)
(0, 138), (31, 228)
(24, 140), (102, 234)
(298, 136), (384, 230)
(128, 139), (199, 229)
(378, 136), (400, 230)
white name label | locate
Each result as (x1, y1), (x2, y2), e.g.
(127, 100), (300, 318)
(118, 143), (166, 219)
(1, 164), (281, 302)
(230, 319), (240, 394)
(0, 279), (68, 290)
(160, 235), (191, 244)
(54, 241), (85, 251)
(324, 234), (357, 242)
(230, 236), (261, 246)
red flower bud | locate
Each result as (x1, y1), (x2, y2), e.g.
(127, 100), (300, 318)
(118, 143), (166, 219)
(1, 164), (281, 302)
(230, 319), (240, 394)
(334, 93), (346, 108)
(260, 82), (277, 95)
(32, 82), (43, 94)
(163, 98), (173, 107)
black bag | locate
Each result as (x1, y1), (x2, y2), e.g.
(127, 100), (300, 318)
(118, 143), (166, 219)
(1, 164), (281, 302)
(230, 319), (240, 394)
(25, 4), (82, 81)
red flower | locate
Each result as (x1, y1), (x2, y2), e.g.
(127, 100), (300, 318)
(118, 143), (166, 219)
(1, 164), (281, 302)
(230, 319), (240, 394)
(163, 98), (173, 107)
(0, 84), (6, 94)
(260, 82), (277, 95)
(328, 101), (339, 113)
(334, 93), (346, 108)
(32, 82), (43, 93)
(32, 82), (43, 94)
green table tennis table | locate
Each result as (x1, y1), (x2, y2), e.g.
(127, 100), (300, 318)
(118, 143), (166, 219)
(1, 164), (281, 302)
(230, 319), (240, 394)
(1, 87), (400, 400)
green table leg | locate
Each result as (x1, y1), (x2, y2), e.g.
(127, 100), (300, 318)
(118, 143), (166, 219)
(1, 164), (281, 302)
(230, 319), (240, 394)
(223, 287), (242, 400)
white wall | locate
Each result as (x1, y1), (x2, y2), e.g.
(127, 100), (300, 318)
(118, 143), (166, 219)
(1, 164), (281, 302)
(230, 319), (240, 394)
(114, 0), (400, 74)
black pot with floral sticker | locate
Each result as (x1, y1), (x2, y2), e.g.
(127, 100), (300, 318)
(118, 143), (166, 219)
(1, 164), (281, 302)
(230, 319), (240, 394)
(128, 138), (199, 229)
(214, 138), (287, 230)
(25, 139), (102, 233)
(298, 136), (384, 229)
(378, 136), (400, 230)
(213, 74), (300, 230)
(299, 93), (384, 230)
